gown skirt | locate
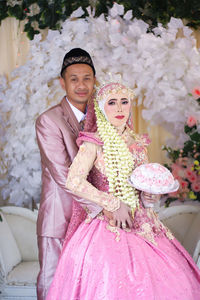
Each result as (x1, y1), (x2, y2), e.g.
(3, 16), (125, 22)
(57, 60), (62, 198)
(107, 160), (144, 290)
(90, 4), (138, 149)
(46, 216), (200, 300)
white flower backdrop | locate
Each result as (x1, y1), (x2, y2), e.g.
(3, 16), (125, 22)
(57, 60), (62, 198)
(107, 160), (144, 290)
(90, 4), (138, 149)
(0, 3), (200, 207)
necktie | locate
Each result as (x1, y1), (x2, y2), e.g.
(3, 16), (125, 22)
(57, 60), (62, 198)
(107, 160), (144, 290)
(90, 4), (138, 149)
(80, 119), (85, 130)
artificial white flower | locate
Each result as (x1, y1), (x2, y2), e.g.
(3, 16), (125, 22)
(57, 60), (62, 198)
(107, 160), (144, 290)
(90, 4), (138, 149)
(0, 4), (200, 206)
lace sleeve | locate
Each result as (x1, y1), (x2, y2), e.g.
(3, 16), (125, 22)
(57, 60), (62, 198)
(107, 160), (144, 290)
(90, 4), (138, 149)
(66, 142), (120, 212)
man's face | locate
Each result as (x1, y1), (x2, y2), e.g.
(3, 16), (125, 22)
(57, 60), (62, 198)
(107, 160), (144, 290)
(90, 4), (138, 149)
(60, 64), (95, 110)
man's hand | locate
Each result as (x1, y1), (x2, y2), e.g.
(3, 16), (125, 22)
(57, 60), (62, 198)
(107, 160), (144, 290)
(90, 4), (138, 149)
(110, 201), (133, 229)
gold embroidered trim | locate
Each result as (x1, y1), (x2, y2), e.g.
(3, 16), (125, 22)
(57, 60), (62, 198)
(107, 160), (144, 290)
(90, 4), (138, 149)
(85, 215), (92, 224)
(96, 212), (104, 220)
(165, 229), (174, 240)
(106, 224), (121, 242)
(140, 223), (157, 245)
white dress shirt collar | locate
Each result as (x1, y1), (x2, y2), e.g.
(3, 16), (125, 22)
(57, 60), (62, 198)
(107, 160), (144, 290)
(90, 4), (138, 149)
(66, 97), (86, 123)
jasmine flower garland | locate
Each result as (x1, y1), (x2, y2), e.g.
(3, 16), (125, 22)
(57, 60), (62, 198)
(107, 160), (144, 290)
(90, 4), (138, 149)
(94, 99), (139, 211)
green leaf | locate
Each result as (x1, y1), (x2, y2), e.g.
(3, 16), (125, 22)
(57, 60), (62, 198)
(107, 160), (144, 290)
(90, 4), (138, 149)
(1, 0), (200, 39)
(8, 5), (25, 20)
(0, 1), (8, 22)
(162, 146), (181, 162)
(183, 140), (194, 153)
(164, 197), (177, 207)
(164, 163), (171, 171)
(184, 125), (194, 134)
(24, 22), (39, 39)
(190, 131), (200, 142)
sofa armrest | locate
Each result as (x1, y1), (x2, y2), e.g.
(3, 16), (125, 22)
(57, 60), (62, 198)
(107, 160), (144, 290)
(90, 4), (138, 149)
(1, 206), (38, 261)
(183, 211), (200, 261)
(0, 212), (21, 279)
(159, 205), (200, 244)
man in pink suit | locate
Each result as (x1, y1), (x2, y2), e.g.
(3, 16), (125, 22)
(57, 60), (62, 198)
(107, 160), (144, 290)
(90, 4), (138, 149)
(35, 48), (102, 300)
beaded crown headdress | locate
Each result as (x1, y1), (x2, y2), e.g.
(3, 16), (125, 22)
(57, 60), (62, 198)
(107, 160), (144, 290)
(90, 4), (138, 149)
(94, 81), (135, 120)
(95, 82), (134, 103)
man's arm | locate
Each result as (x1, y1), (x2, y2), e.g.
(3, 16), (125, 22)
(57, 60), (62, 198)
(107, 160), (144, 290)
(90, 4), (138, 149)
(36, 114), (71, 190)
(36, 113), (102, 216)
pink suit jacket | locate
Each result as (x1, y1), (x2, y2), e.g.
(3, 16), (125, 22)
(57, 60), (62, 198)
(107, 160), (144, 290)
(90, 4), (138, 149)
(36, 97), (102, 239)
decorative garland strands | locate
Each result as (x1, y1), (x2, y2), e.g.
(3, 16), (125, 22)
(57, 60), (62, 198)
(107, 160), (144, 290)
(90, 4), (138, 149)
(1, 1), (200, 39)
(94, 99), (139, 213)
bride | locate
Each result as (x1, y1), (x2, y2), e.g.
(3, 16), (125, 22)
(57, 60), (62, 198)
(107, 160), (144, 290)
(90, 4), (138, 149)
(46, 81), (200, 299)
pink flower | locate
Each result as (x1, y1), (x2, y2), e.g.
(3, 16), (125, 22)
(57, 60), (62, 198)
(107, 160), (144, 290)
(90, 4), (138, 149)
(171, 163), (185, 178)
(186, 168), (195, 178)
(178, 180), (189, 194)
(180, 180), (188, 189)
(192, 87), (200, 99)
(191, 182), (200, 192)
(186, 170), (197, 182)
(187, 116), (197, 127)
(171, 164), (179, 177)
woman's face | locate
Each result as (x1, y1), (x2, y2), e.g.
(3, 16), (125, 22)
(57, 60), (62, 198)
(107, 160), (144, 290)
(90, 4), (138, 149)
(104, 92), (131, 127)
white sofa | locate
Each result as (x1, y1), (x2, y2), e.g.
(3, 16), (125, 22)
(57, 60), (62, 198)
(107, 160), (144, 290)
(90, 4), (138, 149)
(159, 204), (200, 268)
(0, 206), (39, 300)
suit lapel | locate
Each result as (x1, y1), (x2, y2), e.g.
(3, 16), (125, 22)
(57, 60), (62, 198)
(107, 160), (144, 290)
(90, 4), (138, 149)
(61, 97), (81, 136)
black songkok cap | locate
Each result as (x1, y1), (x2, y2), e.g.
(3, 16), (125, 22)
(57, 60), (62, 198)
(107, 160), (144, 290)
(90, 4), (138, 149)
(60, 48), (96, 76)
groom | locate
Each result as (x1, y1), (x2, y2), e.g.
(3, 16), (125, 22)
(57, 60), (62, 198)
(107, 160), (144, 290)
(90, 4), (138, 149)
(35, 48), (102, 300)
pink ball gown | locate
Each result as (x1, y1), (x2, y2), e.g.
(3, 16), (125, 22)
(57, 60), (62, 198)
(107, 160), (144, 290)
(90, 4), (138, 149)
(46, 132), (200, 300)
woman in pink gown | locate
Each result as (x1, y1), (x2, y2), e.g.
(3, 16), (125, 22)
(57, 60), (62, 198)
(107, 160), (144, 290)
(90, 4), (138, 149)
(46, 82), (200, 299)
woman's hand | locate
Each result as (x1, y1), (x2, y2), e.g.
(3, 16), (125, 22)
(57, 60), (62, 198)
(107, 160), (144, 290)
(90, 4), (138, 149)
(109, 201), (133, 229)
(103, 209), (113, 220)
(141, 191), (161, 208)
